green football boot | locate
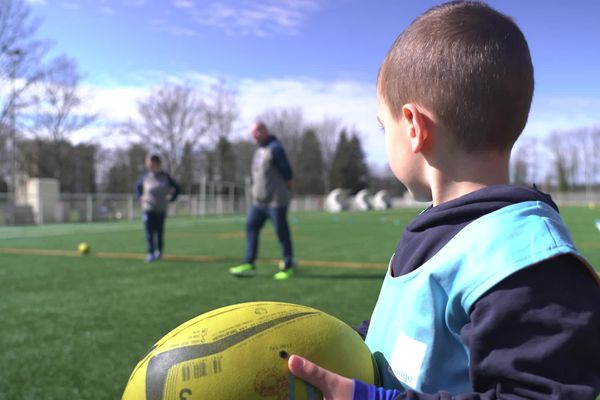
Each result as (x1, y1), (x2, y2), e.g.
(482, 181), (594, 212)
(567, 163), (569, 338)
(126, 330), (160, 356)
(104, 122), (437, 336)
(274, 260), (297, 280)
(273, 268), (294, 280)
(229, 263), (256, 277)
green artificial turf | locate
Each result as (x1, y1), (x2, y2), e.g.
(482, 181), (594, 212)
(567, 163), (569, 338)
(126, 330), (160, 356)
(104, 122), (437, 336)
(0, 206), (598, 399)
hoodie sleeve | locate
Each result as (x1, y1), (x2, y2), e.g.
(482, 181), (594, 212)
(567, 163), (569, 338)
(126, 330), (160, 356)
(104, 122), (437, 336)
(352, 255), (600, 400)
(353, 380), (402, 400)
(135, 175), (144, 199)
(167, 174), (182, 202)
(270, 143), (293, 181)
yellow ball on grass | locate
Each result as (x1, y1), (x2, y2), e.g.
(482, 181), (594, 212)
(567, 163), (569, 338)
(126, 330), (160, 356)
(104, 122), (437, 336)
(78, 242), (90, 255)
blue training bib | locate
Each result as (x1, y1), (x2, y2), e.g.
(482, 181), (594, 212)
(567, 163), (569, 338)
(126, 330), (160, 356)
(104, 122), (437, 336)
(366, 201), (584, 394)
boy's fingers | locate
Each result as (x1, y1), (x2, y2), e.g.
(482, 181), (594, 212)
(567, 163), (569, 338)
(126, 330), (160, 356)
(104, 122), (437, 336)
(288, 355), (353, 399)
(289, 355), (330, 387)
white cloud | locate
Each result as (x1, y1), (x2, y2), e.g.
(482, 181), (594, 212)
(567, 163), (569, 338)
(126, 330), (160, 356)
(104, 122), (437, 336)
(188, 0), (322, 36)
(520, 95), (600, 140)
(81, 84), (148, 123)
(173, 0), (194, 8)
(24, 0), (46, 4)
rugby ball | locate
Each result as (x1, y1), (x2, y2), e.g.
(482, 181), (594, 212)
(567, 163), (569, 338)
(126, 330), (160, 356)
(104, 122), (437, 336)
(122, 301), (377, 399)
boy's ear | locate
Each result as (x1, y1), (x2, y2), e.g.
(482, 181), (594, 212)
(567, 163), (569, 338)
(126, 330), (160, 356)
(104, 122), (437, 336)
(402, 104), (429, 154)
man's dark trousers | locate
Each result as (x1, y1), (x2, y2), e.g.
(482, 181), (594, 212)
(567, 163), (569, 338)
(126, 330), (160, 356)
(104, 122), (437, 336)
(245, 205), (293, 267)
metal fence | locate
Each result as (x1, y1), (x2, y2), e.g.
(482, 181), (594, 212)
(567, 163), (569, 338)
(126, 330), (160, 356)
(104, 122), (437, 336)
(0, 192), (331, 225)
(0, 193), (248, 225)
(1, 190), (599, 226)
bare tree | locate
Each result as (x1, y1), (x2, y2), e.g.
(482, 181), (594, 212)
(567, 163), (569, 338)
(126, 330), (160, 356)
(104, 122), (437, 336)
(14, 56), (97, 190)
(592, 128), (600, 186)
(101, 143), (147, 193)
(545, 131), (579, 191)
(231, 139), (255, 184)
(206, 79), (239, 142)
(0, 0), (47, 127)
(311, 117), (341, 191)
(27, 56), (96, 141)
(205, 79), (239, 182)
(0, 0), (48, 190)
(510, 145), (529, 185)
(579, 127), (600, 195)
(511, 136), (542, 186)
(124, 82), (210, 177)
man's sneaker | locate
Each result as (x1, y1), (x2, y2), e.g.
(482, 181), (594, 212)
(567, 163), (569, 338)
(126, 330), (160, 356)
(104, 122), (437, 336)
(154, 251), (162, 261)
(229, 263), (257, 277)
(146, 253), (155, 263)
(273, 268), (294, 280)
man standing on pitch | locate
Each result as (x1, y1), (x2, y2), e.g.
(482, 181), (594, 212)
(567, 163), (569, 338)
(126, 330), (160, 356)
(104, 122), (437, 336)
(135, 154), (181, 263)
(230, 122), (296, 280)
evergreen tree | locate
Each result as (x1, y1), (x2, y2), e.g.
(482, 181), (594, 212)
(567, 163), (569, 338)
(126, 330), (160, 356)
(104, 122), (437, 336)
(329, 130), (370, 193)
(127, 144), (147, 182)
(295, 129), (324, 194)
(102, 144), (146, 193)
(180, 141), (194, 194)
(104, 163), (126, 193)
(329, 130), (350, 190)
(213, 136), (236, 185)
(232, 139), (255, 185)
(18, 138), (97, 192)
(348, 134), (369, 193)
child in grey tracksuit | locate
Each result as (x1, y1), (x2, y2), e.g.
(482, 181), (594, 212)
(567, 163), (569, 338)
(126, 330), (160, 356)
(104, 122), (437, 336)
(135, 154), (181, 263)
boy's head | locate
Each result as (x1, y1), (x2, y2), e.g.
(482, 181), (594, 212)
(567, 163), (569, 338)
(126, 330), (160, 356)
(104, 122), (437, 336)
(146, 154), (162, 173)
(377, 1), (534, 154)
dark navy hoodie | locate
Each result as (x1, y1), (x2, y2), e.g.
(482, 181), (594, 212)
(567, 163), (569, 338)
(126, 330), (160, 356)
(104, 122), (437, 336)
(355, 185), (600, 400)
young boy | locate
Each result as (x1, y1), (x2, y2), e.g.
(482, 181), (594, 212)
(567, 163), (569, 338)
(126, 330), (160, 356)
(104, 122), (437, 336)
(135, 154), (181, 263)
(288, 1), (600, 399)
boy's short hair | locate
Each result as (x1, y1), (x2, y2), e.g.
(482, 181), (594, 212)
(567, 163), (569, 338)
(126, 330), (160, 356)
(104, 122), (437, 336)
(377, 1), (534, 152)
(148, 154), (161, 165)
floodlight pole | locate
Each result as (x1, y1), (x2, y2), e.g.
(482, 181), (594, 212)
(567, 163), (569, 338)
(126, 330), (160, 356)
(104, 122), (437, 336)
(8, 48), (23, 205)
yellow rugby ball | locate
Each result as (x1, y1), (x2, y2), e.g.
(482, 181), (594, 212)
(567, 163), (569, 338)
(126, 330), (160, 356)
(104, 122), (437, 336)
(78, 242), (90, 255)
(122, 301), (378, 400)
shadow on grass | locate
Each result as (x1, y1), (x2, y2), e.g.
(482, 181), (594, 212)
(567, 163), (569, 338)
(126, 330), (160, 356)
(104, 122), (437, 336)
(292, 272), (384, 280)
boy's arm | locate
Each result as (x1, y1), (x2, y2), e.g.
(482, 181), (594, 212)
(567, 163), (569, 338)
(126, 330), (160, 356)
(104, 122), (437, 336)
(292, 254), (600, 400)
(459, 254), (600, 399)
(134, 176), (144, 199)
(167, 174), (182, 202)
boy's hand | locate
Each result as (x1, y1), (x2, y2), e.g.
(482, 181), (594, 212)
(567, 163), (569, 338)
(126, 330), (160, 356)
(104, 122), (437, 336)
(288, 355), (354, 400)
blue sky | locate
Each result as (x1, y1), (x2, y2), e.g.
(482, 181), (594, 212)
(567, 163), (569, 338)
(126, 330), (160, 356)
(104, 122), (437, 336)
(26, 0), (600, 167)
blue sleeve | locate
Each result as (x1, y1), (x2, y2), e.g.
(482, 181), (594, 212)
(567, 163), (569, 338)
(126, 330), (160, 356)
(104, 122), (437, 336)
(167, 174), (182, 202)
(271, 144), (293, 181)
(353, 380), (400, 400)
(355, 320), (370, 340)
(135, 175), (144, 199)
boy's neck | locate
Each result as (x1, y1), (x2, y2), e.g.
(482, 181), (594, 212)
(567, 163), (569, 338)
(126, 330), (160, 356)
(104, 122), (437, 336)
(427, 150), (511, 206)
